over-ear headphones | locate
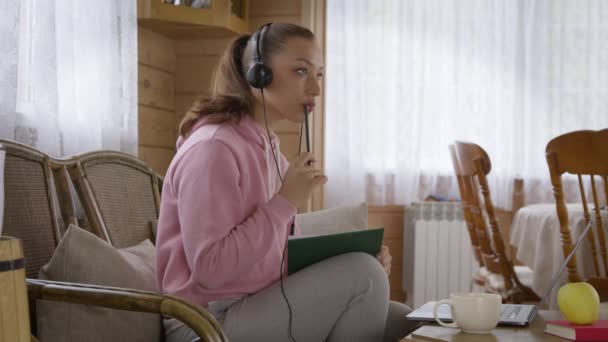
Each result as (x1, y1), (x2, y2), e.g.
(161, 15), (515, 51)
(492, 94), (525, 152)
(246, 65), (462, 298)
(246, 23), (273, 89)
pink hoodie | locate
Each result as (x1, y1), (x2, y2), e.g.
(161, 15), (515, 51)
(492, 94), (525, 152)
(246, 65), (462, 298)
(155, 114), (300, 308)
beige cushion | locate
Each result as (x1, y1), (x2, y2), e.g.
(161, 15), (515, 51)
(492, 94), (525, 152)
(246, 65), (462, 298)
(296, 203), (368, 236)
(37, 225), (161, 342)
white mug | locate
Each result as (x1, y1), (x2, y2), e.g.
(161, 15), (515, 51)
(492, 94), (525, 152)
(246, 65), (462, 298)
(433, 292), (501, 334)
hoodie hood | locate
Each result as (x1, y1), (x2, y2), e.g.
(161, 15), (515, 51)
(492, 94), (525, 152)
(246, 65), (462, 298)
(176, 114), (280, 151)
(176, 114), (284, 200)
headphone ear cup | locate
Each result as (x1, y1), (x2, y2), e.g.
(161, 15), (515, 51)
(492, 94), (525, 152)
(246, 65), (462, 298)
(246, 62), (273, 89)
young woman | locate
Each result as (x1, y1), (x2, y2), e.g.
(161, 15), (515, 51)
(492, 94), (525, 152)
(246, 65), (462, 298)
(156, 23), (419, 342)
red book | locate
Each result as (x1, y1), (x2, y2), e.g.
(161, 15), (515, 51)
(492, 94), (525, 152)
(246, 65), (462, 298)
(545, 320), (608, 341)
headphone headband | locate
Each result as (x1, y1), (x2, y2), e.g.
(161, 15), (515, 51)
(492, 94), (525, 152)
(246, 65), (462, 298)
(252, 23), (272, 63)
(246, 23), (273, 89)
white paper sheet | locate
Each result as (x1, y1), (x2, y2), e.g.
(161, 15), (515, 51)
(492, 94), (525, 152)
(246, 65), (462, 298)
(0, 149), (5, 236)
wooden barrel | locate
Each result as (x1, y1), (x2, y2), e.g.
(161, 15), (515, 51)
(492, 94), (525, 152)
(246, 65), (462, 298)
(0, 237), (30, 342)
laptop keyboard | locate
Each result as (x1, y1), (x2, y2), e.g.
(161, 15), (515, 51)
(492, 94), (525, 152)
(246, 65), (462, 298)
(500, 304), (522, 321)
(405, 302), (536, 326)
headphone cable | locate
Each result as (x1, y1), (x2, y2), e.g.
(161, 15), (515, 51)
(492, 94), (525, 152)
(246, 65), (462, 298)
(261, 89), (297, 342)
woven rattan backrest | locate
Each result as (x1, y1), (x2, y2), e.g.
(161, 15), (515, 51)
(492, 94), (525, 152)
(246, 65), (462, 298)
(68, 151), (161, 248)
(0, 140), (70, 278)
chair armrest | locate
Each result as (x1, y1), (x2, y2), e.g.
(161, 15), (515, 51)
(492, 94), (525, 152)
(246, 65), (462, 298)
(27, 279), (227, 342)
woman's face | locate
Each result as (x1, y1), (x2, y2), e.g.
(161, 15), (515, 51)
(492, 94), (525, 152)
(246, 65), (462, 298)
(256, 37), (324, 123)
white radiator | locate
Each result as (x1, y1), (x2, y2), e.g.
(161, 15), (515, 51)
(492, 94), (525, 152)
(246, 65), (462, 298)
(403, 202), (479, 308)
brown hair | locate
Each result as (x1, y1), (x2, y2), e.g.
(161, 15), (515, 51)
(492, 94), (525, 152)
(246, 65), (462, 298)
(178, 23), (315, 137)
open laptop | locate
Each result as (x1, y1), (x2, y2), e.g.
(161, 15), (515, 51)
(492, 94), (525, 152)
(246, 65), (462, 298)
(407, 212), (601, 327)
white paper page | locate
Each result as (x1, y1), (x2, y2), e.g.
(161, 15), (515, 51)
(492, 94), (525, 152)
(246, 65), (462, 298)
(0, 149), (5, 236)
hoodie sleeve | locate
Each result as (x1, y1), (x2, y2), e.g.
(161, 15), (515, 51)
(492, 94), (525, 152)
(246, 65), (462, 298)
(172, 139), (296, 290)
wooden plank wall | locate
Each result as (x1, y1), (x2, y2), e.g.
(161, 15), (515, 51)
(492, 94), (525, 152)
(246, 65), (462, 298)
(369, 205), (407, 302)
(138, 28), (178, 175)
(174, 38), (230, 137)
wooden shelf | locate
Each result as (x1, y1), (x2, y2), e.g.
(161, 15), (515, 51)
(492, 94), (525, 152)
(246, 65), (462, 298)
(138, 0), (249, 39)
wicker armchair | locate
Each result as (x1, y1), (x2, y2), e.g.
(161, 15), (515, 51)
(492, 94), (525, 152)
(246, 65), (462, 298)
(66, 150), (163, 247)
(27, 279), (225, 341)
(0, 140), (67, 279)
(0, 139), (225, 341)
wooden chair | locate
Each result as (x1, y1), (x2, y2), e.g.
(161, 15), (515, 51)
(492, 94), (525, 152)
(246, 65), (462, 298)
(66, 150), (163, 247)
(450, 141), (539, 303)
(449, 145), (486, 287)
(0, 139), (225, 341)
(545, 129), (608, 301)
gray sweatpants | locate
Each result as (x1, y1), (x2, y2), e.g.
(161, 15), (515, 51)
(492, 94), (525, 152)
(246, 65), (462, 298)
(165, 252), (420, 342)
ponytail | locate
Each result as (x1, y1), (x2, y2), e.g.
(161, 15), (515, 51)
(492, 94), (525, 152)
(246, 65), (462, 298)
(178, 34), (253, 136)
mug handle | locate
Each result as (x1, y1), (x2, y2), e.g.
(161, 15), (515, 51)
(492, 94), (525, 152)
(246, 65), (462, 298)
(433, 300), (459, 329)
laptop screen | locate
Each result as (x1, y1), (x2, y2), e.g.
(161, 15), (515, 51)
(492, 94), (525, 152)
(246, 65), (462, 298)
(535, 215), (598, 309)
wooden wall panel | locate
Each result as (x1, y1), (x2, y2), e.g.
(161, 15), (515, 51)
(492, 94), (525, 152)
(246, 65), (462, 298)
(138, 28), (177, 175)
(382, 238), (403, 271)
(175, 93), (200, 123)
(369, 205), (407, 302)
(249, 16), (303, 31)
(139, 106), (178, 148)
(138, 29), (176, 72)
(249, 0), (302, 17)
(275, 120), (301, 134)
(390, 268), (405, 303)
(278, 133), (301, 161)
(176, 39), (231, 56)
(139, 65), (176, 111)
(175, 38), (228, 130)
(175, 56), (219, 93)
(139, 146), (175, 176)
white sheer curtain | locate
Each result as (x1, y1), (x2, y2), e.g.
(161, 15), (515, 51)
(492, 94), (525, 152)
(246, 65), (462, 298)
(325, 0), (608, 209)
(0, 0), (137, 157)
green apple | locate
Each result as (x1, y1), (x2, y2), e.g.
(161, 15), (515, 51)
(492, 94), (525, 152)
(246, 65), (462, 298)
(557, 282), (600, 324)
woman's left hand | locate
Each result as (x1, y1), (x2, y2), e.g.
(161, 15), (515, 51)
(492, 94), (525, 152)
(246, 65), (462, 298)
(376, 245), (392, 277)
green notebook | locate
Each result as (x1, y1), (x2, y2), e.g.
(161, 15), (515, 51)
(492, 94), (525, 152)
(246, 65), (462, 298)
(287, 227), (385, 275)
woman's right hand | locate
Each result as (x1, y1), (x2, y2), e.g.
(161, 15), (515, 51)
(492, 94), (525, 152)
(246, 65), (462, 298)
(279, 152), (328, 208)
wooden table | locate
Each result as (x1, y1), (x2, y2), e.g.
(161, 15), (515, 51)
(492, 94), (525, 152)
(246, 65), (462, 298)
(401, 310), (608, 341)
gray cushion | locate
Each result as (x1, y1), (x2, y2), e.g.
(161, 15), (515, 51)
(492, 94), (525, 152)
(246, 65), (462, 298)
(37, 224), (161, 342)
(296, 203), (369, 236)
